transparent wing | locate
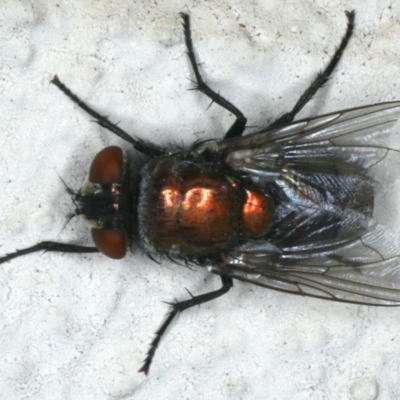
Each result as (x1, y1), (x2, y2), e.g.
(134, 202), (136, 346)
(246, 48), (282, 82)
(209, 102), (400, 305)
(218, 102), (400, 180)
(212, 218), (400, 305)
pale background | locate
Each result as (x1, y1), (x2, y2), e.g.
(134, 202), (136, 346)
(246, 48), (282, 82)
(1, 0), (400, 399)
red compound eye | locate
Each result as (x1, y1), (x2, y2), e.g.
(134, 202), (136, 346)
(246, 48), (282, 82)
(89, 146), (123, 184)
(91, 228), (127, 259)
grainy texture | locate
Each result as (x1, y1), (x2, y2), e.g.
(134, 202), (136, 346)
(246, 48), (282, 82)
(0, 1), (400, 399)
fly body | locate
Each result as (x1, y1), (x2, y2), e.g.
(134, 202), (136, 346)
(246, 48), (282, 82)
(2, 10), (400, 374)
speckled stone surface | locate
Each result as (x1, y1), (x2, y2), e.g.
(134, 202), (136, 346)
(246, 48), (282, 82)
(1, 1), (400, 399)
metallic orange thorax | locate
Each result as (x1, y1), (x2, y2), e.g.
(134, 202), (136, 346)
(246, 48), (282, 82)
(139, 155), (274, 257)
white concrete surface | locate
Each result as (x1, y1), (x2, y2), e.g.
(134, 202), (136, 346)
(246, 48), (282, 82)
(1, 1), (400, 399)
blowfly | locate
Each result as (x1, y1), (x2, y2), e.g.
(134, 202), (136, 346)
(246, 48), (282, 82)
(2, 10), (400, 374)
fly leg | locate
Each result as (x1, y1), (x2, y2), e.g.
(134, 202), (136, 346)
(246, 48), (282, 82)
(139, 275), (233, 374)
(0, 242), (98, 264)
(180, 13), (247, 139)
(51, 76), (163, 157)
(270, 10), (355, 127)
